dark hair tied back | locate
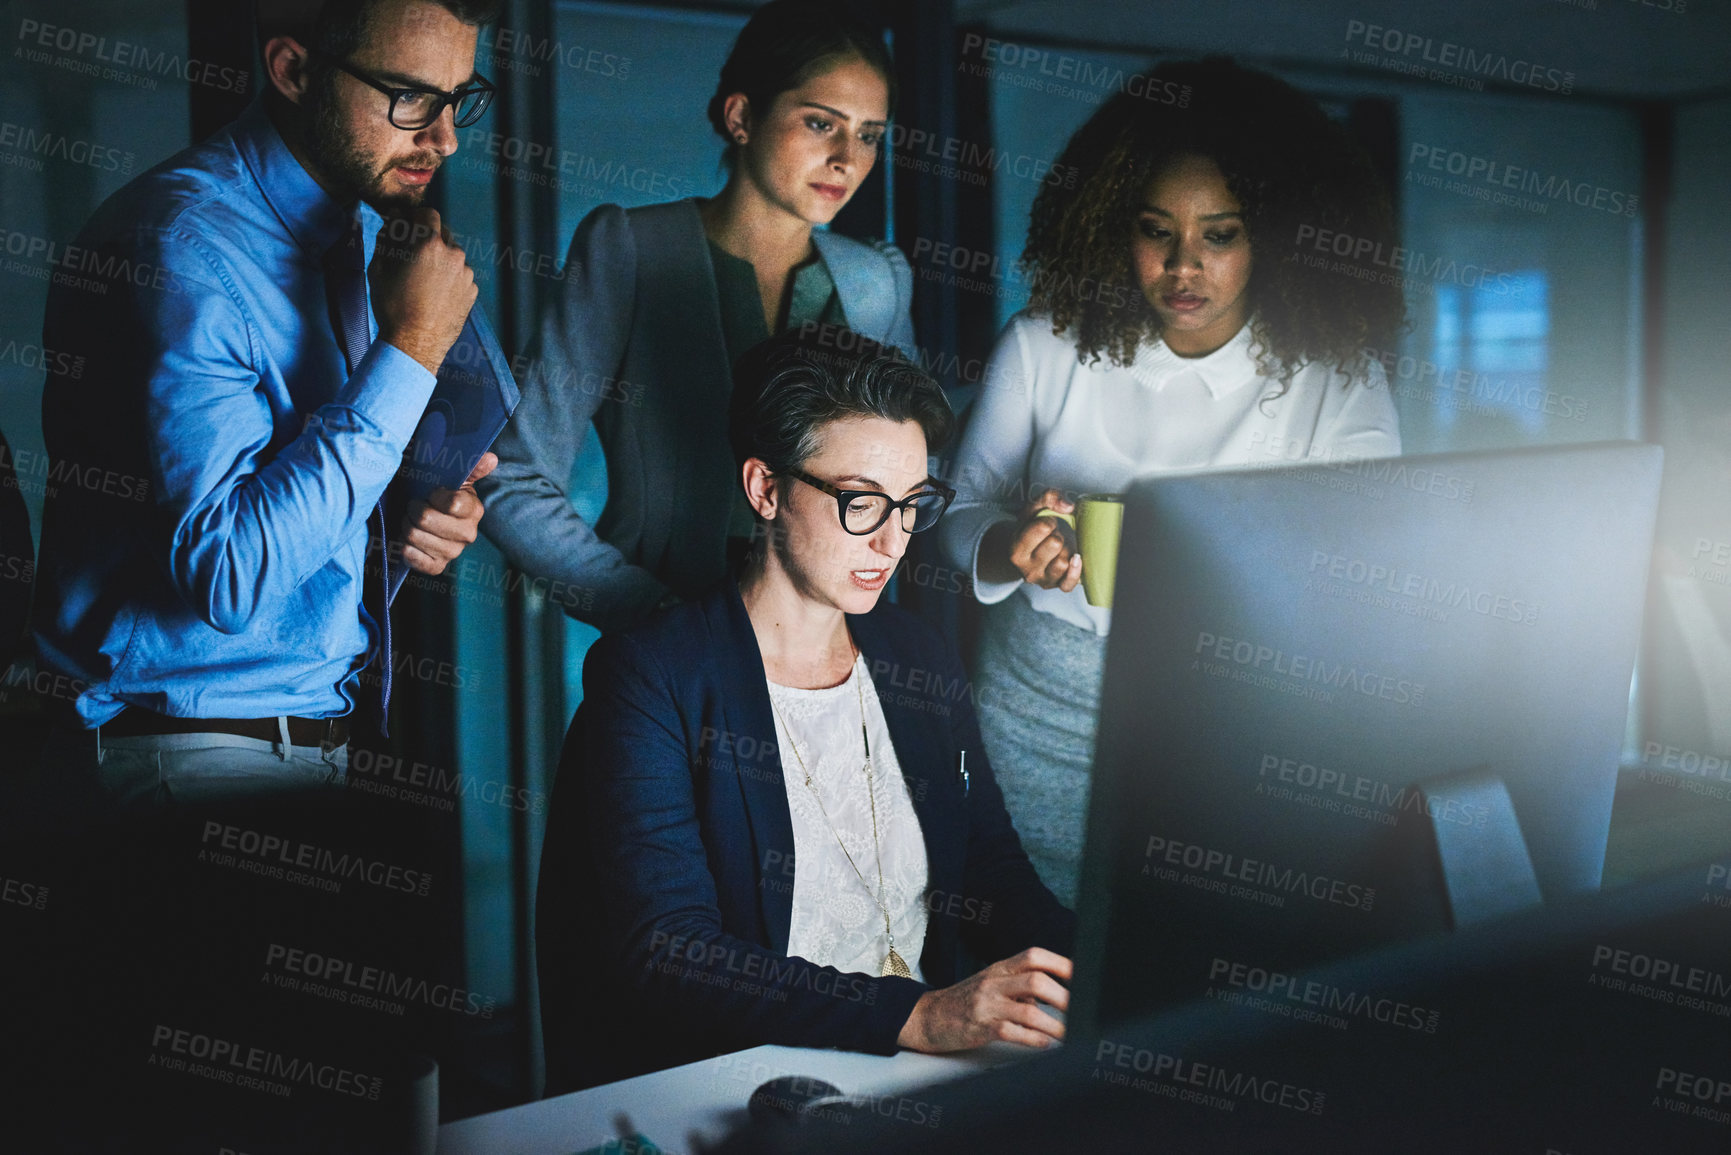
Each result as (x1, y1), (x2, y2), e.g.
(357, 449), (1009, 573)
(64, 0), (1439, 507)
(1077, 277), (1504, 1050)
(707, 0), (897, 163)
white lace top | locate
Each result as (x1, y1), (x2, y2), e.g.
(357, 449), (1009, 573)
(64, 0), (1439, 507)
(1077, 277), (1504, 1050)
(767, 655), (929, 982)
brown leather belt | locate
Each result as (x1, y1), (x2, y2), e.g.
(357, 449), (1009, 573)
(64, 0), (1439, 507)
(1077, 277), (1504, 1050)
(103, 708), (351, 750)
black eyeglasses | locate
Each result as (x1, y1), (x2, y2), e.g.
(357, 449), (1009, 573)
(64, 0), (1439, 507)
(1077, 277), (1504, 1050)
(779, 468), (955, 535)
(333, 61), (496, 130)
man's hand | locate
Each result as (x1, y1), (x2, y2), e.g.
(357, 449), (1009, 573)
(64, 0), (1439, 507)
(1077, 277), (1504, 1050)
(369, 207), (476, 375)
(399, 453), (497, 576)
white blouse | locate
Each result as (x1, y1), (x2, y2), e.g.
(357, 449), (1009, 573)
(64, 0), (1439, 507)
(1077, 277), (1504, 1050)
(941, 311), (1403, 636)
(768, 655), (930, 981)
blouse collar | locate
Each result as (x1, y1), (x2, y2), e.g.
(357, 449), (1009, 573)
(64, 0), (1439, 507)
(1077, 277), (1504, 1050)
(1126, 319), (1260, 399)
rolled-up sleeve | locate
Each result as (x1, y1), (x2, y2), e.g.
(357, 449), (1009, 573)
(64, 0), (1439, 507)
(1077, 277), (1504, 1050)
(135, 227), (434, 634)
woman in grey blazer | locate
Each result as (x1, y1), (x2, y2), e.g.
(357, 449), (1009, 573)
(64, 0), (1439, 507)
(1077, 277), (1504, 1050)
(478, 0), (916, 633)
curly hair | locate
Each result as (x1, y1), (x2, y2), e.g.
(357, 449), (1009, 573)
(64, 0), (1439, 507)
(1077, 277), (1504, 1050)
(1022, 57), (1404, 386)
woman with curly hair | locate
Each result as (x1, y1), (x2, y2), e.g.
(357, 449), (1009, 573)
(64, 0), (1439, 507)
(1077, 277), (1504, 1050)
(939, 58), (1404, 905)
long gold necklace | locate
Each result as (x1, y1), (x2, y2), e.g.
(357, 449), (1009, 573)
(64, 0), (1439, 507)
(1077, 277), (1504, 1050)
(769, 645), (912, 980)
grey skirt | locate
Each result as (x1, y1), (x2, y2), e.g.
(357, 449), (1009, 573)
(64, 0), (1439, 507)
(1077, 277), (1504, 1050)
(974, 592), (1107, 909)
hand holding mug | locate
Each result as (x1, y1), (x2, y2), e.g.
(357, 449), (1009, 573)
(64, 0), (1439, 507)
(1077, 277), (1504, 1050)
(1005, 489), (1082, 592)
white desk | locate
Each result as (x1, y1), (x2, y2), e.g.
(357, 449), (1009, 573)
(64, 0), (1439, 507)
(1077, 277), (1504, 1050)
(437, 1042), (1040, 1154)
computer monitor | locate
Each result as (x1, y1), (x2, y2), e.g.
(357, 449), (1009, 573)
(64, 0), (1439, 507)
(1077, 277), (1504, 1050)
(1068, 441), (1664, 1038)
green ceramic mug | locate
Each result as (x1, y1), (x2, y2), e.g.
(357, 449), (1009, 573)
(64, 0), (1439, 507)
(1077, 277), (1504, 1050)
(1035, 493), (1124, 608)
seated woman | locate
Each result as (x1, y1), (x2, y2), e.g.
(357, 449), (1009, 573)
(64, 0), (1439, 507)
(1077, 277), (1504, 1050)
(537, 329), (1075, 1094)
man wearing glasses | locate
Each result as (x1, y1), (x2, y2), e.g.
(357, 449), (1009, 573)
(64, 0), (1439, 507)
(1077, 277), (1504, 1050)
(28, 0), (503, 816)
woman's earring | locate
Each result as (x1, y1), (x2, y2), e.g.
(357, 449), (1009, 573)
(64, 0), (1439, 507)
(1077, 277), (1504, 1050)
(734, 132), (747, 144)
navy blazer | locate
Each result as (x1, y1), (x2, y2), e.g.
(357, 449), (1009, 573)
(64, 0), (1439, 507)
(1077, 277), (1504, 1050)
(537, 579), (1075, 1093)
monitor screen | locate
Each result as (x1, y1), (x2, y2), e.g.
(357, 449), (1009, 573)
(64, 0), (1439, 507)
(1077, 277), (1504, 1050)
(1070, 441), (1664, 1037)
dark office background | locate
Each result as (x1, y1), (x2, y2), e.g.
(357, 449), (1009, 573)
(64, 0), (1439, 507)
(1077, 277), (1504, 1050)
(1, 0), (1728, 1118)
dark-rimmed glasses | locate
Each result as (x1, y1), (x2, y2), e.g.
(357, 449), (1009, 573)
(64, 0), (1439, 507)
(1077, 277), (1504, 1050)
(779, 468), (955, 535)
(334, 61), (496, 130)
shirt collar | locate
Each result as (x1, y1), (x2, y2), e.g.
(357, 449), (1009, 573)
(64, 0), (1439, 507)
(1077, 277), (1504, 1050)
(231, 100), (378, 258)
(1126, 319), (1259, 399)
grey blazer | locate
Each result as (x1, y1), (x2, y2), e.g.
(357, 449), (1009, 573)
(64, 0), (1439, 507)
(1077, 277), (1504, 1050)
(477, 198), (916, 633)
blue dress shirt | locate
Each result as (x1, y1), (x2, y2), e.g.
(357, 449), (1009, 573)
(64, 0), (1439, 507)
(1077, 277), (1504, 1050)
(32, 101), (438, 725)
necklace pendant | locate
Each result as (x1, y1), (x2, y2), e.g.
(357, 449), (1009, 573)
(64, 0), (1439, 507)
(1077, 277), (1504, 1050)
(881, 947), (912, 979)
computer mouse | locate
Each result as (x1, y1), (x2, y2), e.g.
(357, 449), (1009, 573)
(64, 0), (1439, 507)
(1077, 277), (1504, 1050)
(747, 1075), (845, 1125)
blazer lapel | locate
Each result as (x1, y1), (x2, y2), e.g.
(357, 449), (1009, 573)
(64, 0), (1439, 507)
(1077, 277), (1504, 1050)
(708, 582), (797, 954)
(813, 229), (890, 341)
(632, 200), (734, 582)
(849, 611), (967, 905)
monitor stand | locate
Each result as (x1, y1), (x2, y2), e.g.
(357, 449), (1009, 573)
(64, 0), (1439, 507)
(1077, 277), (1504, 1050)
(1418, 768), (1544, 929)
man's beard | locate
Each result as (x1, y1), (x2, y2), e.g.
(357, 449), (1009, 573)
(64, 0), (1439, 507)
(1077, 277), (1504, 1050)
(303, 77), (440, 214)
